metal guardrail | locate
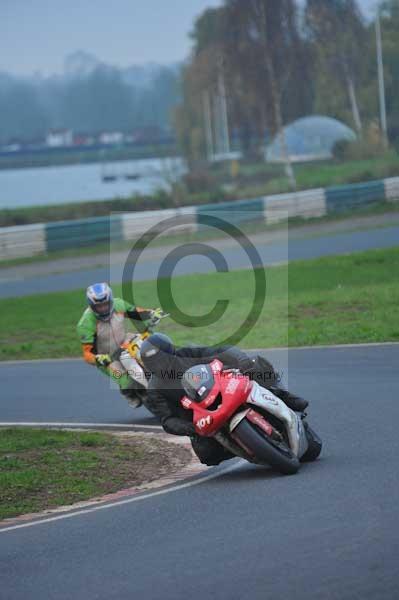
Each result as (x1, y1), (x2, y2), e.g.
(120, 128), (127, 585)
(1, 177), (398, 260)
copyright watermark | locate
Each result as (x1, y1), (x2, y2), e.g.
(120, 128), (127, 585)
(105, 206), (291, 394)
(118, 210), (267, 347)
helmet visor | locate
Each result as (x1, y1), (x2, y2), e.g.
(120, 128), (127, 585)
(93, 300), (112, 316)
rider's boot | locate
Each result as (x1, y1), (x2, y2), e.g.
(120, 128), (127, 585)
(247, 357), (309, 412)
(120, 388), (143, 409)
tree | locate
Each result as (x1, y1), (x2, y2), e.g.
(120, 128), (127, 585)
(62, 66), (135, 133)
(305, 0), (367, 136)
(175, 0), (312, 163)
(240, 0), (299, 185)
(173, 64), (207, 166)
(0, 82), (49, 142)
(379, 0), (399, 145)
(174, 7), (227, 164)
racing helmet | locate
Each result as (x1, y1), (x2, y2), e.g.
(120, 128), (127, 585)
(86, 283), (114, 321)
(140, 333), (175, 377)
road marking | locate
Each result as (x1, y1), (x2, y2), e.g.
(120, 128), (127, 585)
(0, 422), (162, 430)
(0, 460), (244, 534)
(1, 341), (399, 366)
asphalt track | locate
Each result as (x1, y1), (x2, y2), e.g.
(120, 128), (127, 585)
(1, 344), (399, 599)
(1, 223), (399, 298)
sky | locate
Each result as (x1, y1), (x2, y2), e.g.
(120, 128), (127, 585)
(0, 0), (377, 76)
(0, 0), (223, 76)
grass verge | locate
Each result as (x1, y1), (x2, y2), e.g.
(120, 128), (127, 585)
(1, 246), (398, 360)
(0, 428), (190, 520)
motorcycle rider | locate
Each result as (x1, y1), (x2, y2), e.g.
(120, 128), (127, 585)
(140, 333), (308, 466)
(77, 282), (162, 408)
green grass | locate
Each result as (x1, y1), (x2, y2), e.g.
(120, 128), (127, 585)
(212, 151), (399, 197)
(0, 428), (189, 520)
(0, 429), (134, 519)
(294, 152), (399, 188)
(0, 195), (173, 228)
(1, 246), (399, 361)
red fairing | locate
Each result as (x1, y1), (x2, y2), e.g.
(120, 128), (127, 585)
(180, 359), (253, 436)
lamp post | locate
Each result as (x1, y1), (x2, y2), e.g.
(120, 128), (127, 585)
(202, 90), (214, 161)
(375, 5), (389, 148)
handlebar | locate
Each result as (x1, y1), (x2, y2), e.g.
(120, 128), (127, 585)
(147, 310), (170, 328)
(110, 310), (170, 362)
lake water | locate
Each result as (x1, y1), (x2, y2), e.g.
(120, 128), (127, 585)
(0, 157), (185, 209)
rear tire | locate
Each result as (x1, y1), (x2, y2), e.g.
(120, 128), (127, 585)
(234, 418), (300, 475)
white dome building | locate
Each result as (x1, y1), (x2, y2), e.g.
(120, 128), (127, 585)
(265, 115), (356, 162)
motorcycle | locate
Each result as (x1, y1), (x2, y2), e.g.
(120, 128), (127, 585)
(110, 310), (169, 408)
(181, 359), (322, 474)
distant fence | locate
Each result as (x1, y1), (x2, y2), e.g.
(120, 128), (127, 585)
(1, 176), (398, 260)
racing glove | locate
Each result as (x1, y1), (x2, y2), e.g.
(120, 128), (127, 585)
(95, 354), (112, 367)
(151, 307), (165, 320)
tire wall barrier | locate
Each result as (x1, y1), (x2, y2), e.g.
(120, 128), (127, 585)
(0, 223), (46, 259)
(325, 180), (385, 213)
(264, 188), (326, 224)
(384, 177), (399, 202)
(1, 176), (399, 260)
(197, 197), (265, 228)
(45, 215), (124, 252)
(121, 207), (197, 241)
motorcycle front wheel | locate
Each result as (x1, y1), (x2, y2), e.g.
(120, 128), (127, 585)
(234, 418), (300, 475)
(300, 423), (322, 463)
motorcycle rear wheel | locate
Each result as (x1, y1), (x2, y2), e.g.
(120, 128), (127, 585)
(234, 418), (300, 475)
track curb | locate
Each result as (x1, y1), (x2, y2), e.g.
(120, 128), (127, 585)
(0, 430), (208, 529)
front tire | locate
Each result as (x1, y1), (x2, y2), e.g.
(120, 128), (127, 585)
(300, 423), (322, 463)
(234, 418), (300, 475)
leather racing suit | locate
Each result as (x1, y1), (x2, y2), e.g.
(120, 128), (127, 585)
(77, 297), (153, 393)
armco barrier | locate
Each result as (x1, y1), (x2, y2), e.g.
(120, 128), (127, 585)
(264, 188), (326, 224)
(45, 215), (123, 252)
(196, 197), (264, 227)
(1, 175), (399, 261)
(325, 180), (385, 213)
(0, 223), (46, 259)
(384, 177), (399, 202)
(121, 207), (197, 241)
